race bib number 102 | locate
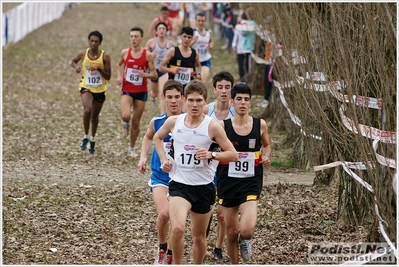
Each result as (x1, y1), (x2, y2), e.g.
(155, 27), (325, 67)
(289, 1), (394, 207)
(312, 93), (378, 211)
(86, 71), (102, 87)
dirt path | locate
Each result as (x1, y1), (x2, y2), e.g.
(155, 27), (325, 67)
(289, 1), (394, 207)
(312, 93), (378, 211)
(2, 3), (367, 265)
(2, 2), (314, 186)
(2, 160), (315, 187)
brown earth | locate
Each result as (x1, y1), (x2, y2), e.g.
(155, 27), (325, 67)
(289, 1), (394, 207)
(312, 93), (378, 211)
(2, 3), (368, 265)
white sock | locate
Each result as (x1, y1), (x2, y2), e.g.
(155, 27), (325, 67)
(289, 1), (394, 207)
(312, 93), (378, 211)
(90, 136), (95, 142)
(84, 134), (89, 139)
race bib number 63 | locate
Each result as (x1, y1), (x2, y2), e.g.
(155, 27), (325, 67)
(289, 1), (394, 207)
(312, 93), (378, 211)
(126, 68), (144, 85)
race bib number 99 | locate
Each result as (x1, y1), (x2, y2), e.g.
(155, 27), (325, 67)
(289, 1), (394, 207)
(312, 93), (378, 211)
(228, 152), (255, 178)
(126, 68), (144, 85)
(86, 71), (102, 87)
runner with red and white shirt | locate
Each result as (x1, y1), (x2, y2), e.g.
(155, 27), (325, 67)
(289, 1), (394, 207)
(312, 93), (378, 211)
(116, 26), (157, 158)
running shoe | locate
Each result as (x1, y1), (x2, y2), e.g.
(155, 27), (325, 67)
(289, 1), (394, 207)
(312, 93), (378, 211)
(165, 254), (173, 265)
(214, 247), (223, 260)
(154, 249), (166, 265)
(128, 147), (138, 158)
(238, 234), (251, 261)
(80, 138), (89, 151)
(88, 141), (95, 154)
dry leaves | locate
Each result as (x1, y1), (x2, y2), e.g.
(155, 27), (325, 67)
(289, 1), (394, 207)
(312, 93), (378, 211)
(2, 3), (369, 265)
(3, 162), (367, 264)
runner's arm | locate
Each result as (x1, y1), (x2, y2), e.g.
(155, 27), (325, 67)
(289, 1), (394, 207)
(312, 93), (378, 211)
(194, 51), (202, 79)
(208, 30), (214, 51)
(100, 52), (111, 80)
(138, 118), (156, 174)
(260, 119), (272, 166)
(208, 120), (238, 162)
(70, 50), (85, 73)
(159, 47), (177, 74)
(153, 116), (177, 164)
(149, 18), (157, 38)
(190, 35), (199, 46)
(145, 38), (155, 52)
(146, 52), (158, 80)
(116, 49), (127, 85)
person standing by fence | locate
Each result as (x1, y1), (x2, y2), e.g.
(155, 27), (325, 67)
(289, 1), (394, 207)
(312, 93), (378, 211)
(221, 3), (235, 53)
(70, 30), (111, 154)
(232, 8), (256, 83)
(258, 15), (279, 108)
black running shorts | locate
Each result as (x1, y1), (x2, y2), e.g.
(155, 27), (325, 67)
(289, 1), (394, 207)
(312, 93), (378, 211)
(169, 180), (216, 214)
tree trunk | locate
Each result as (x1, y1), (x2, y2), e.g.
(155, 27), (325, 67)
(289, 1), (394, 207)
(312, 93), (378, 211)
(250, 2), (396, 245)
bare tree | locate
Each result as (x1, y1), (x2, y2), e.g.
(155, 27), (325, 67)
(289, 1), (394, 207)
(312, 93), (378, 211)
(249, 2), (396, 248)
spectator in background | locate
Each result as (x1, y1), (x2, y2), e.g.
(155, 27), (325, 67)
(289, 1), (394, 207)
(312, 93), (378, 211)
(212, 3), (224, 41)
(212, 3), (225, 42)
(257, 15), (280, 108)
(221, 3), (235, 53)
(232, 8), (256, 83)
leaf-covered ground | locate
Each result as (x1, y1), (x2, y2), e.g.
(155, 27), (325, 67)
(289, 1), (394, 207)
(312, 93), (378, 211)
(2, 166), (368, 265)
(2, 3), (369, 265)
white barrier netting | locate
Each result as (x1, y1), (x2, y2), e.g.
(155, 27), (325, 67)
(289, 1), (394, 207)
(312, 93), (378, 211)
(2, 2), (70, 46)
